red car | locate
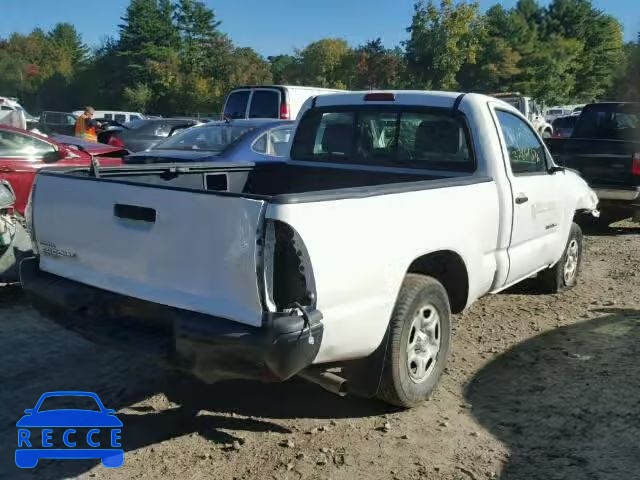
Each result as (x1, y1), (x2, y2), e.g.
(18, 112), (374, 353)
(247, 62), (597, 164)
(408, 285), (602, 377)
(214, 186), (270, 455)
(0, 125), (126, 215)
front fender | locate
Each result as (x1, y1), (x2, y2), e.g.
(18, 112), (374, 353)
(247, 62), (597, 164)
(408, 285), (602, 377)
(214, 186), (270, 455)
(565, 170), (599, 217)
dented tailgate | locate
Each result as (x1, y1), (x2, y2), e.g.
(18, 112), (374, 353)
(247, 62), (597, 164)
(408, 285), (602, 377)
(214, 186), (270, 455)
(32, 172), (266, 327)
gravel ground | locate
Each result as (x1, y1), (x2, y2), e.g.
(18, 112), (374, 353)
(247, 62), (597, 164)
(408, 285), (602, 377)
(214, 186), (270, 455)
(0, 223), (638, 480)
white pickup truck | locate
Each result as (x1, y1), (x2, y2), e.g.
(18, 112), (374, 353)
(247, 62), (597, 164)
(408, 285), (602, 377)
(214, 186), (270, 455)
(21, 91), (598, 408)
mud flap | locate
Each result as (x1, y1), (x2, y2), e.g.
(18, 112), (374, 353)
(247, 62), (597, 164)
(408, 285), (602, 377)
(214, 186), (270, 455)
(343, 327), (391, 398)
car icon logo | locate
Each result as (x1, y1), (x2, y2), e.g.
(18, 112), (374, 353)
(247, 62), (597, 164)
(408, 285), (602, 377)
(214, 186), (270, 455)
(15, 391), (123, 468)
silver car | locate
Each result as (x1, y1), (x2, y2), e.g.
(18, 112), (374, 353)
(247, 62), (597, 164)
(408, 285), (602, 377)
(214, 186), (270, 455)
(124, 119), (295, 164)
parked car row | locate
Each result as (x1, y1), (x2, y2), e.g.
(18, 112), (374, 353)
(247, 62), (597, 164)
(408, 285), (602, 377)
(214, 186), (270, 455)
(126, 119), (294, 164)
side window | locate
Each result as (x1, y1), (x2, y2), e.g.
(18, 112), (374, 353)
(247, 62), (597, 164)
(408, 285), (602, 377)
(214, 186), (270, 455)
(0, 130), (55, 157)
(104, 113), (113, 120)
(66, 115), (77, 125)
(496, 110), (547, 175)
(248, 90), (280, 118)
(114, 114), (126, 123)
(224, 91), (250, 119)
(269, 127), (293, 157)
(252, 133), (268, 154)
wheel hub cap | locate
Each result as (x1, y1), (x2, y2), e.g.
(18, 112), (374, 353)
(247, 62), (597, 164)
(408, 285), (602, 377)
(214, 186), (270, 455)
(406, 304), (441, 383)
(563, 239), (579, 284)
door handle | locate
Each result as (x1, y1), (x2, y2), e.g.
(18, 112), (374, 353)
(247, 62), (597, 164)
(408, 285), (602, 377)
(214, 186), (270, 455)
(0, 166), (14, 173)
(114, 204), (156, 223)
(515, 194), (529, 205)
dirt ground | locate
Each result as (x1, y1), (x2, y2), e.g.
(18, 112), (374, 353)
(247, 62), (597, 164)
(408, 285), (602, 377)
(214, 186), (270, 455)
(1, 223), (639, 480)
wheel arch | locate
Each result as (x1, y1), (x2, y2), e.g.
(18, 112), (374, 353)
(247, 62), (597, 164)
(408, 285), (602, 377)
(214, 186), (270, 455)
(406, 250), (469, 314)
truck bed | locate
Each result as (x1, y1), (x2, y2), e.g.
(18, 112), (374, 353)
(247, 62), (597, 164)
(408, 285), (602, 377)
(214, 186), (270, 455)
(63, 161), (471, 202)
(32, 162), (486, 329)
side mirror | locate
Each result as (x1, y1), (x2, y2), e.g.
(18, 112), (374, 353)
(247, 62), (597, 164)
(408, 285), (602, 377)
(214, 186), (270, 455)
(23, 409), (34, 415)
(105, 409), (116, 414)
(548, 165), (565, 174)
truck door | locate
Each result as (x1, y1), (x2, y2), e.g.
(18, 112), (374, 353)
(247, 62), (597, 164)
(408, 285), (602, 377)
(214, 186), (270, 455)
(493, 108), (563, 285)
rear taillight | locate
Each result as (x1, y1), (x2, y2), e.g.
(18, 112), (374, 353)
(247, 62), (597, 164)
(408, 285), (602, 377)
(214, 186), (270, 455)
(108, 135), (124, 148)
(632, 153), (640, 176)
(280, 103), (290, 120)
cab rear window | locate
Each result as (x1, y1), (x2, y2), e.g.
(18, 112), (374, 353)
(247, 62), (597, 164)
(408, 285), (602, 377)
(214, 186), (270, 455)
(291, 107), (475, 172)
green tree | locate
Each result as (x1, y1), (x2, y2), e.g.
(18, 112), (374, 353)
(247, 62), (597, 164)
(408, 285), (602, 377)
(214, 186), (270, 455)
(458, 5), (521, 92)
(174, 0), (224, 74)
(79, 37), (128, 109)
(226, 47), (273, 87)
(545, 0), (624, 101)
(352, 38), (405, 89)
(515, 0), (544, 28)
(48, 23), (89, 67)
(297, 38), (353, 88)
(0, 40), (25, 97)
(269, 54), (300, 84)
(118, 0), (179, 85)
(0, 29), (63, 110)
(610, 34), (640, 101)
(516, 36), (583, 103)
(123, 82), (152, 111)
(404, 0), (485, 89)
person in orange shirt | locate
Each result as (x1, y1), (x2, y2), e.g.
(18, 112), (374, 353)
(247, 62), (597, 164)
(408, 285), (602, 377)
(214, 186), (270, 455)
(74, 106), (98, 142)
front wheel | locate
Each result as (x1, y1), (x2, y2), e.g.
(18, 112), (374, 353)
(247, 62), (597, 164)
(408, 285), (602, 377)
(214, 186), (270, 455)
(376, 274), (452, 408)
(538, 222), (583, 293)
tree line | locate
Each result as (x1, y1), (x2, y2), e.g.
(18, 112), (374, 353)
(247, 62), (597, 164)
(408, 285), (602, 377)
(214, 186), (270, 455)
(0, 0), (638, 116)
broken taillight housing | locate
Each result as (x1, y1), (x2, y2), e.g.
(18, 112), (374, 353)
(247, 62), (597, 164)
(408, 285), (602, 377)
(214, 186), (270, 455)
(262, 220), (316, 311)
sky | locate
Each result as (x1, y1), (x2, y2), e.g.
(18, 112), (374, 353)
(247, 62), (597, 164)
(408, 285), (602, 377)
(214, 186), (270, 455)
(1, 0), (638, 57)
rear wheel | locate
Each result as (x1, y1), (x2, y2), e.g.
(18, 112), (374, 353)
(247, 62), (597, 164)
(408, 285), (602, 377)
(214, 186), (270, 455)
(538, 222), (583, 293)
(376, 274), (451, 408)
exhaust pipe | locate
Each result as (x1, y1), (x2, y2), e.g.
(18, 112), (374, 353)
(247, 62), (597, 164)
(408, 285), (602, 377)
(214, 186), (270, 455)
(298, 369), (348, 397)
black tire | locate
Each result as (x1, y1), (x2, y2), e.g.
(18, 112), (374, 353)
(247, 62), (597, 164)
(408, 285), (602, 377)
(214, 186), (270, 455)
(376, 274), (451, 408)
(538, 222), (583, 293)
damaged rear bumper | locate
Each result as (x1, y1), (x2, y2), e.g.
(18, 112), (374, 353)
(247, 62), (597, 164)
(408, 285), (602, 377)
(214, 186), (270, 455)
(20, 258), (323, 383)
